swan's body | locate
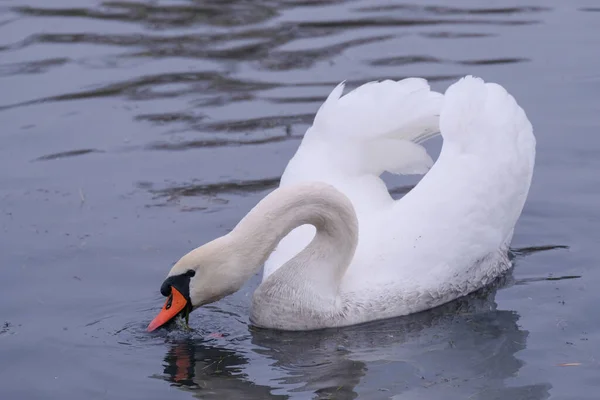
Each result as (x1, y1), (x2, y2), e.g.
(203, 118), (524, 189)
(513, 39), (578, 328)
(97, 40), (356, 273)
(156, 76), (535, 331)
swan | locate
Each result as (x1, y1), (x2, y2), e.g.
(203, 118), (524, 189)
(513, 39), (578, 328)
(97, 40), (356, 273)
(148, 76), (535, 332)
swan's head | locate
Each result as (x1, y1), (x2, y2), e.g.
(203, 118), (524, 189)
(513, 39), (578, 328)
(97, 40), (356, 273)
(147, 236), (250, 332)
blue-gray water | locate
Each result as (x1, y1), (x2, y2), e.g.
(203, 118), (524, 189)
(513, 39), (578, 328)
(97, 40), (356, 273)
(1, 1), (599, 399)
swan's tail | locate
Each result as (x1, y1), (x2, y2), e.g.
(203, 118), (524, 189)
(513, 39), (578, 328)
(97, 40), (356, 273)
(308, 78), (443, 176)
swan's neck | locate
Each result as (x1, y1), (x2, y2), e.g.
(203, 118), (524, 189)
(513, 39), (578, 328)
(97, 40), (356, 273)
(228, 183), (358, 304)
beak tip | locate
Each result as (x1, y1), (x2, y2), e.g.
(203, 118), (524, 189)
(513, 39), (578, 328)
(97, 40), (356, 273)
(147, 287), (189, 333)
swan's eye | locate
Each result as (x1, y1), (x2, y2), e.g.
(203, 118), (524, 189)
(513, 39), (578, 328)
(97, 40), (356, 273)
(185, 270), (196, 277)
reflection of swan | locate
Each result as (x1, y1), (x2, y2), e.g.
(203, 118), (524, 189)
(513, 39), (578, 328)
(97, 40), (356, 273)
(149, 76), (536, 331)
(155, 274), (551, 399)
(154, 341), (285, 400)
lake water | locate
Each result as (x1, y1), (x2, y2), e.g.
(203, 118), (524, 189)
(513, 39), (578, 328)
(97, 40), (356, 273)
(1, 1), (599, 399)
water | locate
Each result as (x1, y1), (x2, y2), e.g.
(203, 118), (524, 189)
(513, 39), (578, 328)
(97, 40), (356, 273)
(1, 0), (599, 399)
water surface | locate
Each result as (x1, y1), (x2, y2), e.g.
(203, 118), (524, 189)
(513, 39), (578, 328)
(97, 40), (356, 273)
(1, 1), (599, 399)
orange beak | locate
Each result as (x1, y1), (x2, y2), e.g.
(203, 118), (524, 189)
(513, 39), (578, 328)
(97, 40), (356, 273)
(147, 287), (188, 332)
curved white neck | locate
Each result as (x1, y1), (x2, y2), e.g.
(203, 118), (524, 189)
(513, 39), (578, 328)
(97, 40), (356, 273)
(228, 182), (358, 298)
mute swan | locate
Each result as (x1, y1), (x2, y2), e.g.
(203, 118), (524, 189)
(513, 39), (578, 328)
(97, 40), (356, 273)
(148, 76), (535, 332)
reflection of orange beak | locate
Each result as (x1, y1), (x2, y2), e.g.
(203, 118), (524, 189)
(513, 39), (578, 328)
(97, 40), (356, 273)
(147, 287), (188, 332)
(174, 345), (192, 382)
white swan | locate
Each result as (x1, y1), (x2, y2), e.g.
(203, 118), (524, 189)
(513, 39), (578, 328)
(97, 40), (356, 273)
(148, 76), (535, 332)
